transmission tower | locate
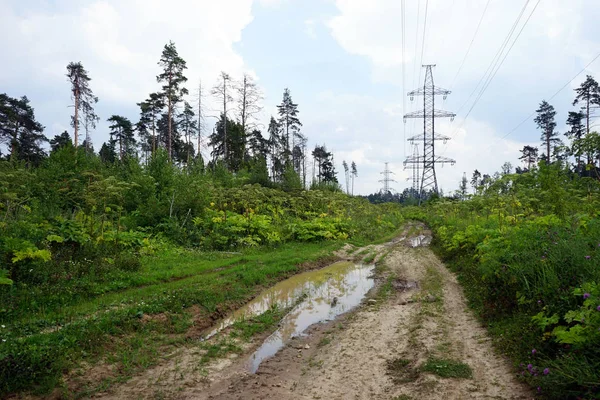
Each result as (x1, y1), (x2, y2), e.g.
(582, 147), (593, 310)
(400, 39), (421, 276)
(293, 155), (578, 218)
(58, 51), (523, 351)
(404, 143), (420, 195)
(403, 65), (456, 199)
(379, 162), (396, 194)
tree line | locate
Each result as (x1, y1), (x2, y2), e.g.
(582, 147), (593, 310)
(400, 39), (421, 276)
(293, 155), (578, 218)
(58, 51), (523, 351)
(0, 41), (360, 192)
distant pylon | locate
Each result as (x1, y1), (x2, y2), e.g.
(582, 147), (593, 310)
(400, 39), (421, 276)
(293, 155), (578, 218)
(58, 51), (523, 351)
(379, 162), (396, 194)
(404, 143), (420, 195)
(403, 65), (456, 201)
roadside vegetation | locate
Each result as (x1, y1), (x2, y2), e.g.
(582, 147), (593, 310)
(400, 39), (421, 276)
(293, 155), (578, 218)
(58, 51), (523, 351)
(0, 149), (403, 396)
(404, 162), (600, 399)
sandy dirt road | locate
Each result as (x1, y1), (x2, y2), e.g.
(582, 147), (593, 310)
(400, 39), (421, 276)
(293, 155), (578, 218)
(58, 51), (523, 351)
(96, 224), (532, 400)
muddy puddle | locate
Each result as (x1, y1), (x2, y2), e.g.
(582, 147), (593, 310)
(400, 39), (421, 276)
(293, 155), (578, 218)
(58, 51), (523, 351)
(246, 262), (375, 372)
(202, 261), (375, 372)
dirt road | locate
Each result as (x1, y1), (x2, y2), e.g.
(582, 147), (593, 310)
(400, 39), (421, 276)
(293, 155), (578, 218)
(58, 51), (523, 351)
(97, 224), (532, 400)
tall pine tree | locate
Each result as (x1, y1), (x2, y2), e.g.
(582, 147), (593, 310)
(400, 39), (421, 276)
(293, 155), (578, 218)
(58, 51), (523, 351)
(0, 94), (46, 165)
(573, 75), (600, 135)
(108, 115), (136, 161)
(277, 88), (302, 165)
(157, 41), (188, 161)
(534, 100), (559, 164)
(66, 62), (98, 148)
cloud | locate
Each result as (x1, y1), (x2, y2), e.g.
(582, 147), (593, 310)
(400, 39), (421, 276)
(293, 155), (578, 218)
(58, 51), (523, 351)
(0, 0), (257, 143)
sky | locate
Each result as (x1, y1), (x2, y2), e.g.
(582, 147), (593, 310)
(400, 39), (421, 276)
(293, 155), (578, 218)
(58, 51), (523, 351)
(1, 0), (600, 195)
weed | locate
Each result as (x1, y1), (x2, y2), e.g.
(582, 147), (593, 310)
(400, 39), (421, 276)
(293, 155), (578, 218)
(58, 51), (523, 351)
(386, 358), (420, 383)
(421, 357), (473, 379)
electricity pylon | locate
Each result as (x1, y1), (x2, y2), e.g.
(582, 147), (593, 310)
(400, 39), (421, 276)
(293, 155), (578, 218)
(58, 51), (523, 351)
(404, 143), (420, 195)
(379, 162), (396, 194)
(403, 65), (456, 201)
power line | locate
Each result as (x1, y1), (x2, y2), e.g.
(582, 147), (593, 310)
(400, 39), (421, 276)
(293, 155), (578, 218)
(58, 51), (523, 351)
(420, 0), (429, 66)
(402, 0), (407, 158)
(491, 51), (600, 145)
(455, 0), (531, 117)
(447, 0), (538, 145)
(465, 0), (541, 118)
(450, 0), (491, 89)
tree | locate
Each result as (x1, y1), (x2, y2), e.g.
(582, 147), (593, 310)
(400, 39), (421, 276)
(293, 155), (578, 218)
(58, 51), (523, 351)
(459, 172), (468, 200)
(66, 62), (98, 148)
(99, 141), (117, 164)
(312, 145), (337, 184)
(236, 74), (263, 160)
(342, 160), (350, 193)
(157, 41), (188, 161)
(107, 115), (136, 161)
(177, 101), (197, 165)
(534, 100), (559, 164)
(277, 88), (302, 163)
(566, 111), (586, 168)
(267, 116), (283, 181)
(208, 115), (245, 172)
(573, 75), (600, 135)
(501, 162), (512, 175)
(470, 169), (481, 193)
(351, 161), (357, 195)
(0, 94), (46, 165)
(519, 145), (538, 171)
(50, 131), (72, 153)
(212, 72), (233, 168)
(137, 92), (164, 158)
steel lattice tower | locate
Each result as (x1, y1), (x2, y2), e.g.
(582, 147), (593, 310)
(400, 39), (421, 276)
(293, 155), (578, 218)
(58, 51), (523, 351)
(379, 162), (396, 194)
(407, 143), (420, 194)
(403, 65), (456, 199)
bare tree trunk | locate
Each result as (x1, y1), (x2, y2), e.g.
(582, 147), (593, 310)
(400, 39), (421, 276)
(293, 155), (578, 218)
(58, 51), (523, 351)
(197, 82), (202, 161)
(167, 71), (173, 162)
(74, 85), (79, 148)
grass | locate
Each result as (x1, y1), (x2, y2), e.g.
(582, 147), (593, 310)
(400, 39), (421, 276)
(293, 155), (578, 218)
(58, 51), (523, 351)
(0, 240), (342, 396)
(386, 358), (420, 384)
(230, 306), (285, 340)
(421, 357), (473, 379)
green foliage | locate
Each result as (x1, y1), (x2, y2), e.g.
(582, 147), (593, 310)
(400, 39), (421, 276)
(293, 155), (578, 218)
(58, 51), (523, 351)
(413, 164), (600, 398)
(421, 357), (473, 379)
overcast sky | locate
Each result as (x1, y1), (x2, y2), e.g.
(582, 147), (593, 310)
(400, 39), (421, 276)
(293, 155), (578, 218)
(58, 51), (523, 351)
(2, 0), (599, 195)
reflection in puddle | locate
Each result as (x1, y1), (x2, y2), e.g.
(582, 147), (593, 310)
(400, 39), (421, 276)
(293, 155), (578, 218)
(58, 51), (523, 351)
(247, 262), (375, 373)
(409, 235), (432, 248)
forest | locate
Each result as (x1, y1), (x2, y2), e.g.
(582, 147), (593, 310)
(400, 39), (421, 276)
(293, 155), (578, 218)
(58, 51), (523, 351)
(1, 38), (600, 399)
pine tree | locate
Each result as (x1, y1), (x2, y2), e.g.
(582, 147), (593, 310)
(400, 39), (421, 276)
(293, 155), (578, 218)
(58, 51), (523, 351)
(157, 41), (188, 161)
(66, 62), (98, 148)
(342, 160), (350, 193)
(211, 72), (233, 168)
(267, 116), (283, 181)
(50, 131), (72, 153)
(208, 115), (244, 172)
(99, 142), (117, 164)
(459, 172), (468, 200)
(0, 94), (46, 165)
(573, 75), (600, 135)
(566, 111), (586, 168)
(534, 100), (559, 164)
(351, 161), (357, 195)
(236, 74), (263, 161)
(177, 101), (197, 165)
(107, 115), (136, 161)
(519, 145), (538, 171)
(277, 89), (302, 164)
(470, 169), (481, 193)
(137, 92), (164, 159)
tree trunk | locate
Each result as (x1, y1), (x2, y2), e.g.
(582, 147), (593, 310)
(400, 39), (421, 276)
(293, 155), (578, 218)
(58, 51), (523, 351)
(546, 132), (551, 164)
(74, 85), (79, 148)
(167, 71), (173, 162)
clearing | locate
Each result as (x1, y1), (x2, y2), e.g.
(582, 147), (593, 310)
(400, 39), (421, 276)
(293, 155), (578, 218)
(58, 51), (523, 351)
(93, 223), (533, 400)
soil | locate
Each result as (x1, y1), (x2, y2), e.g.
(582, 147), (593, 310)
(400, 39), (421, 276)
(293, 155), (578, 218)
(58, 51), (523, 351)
(92, 223), (533, 400)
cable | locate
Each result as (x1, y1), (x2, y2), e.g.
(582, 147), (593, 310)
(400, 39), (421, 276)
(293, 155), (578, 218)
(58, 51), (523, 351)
(465, 0), (541, 119)
(450, 0), (491, 89)
(493, 51), (600, 144)
(420, 0), (429, 66)
(402, 0), (407, 158)
(455, 0), (531, 117)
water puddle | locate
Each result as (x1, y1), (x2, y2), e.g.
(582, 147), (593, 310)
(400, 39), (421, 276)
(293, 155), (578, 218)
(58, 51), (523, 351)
(202, 261), (374, 371)
(408, 235), (432, 248)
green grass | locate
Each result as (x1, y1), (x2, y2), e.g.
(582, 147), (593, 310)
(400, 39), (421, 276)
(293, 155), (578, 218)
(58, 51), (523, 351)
(0, 241), (342, 396)
(421, 357), (473, 379)
(230, 306), (285, 340)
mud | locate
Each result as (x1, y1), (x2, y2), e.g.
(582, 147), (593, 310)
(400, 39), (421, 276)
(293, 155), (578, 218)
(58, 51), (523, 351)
(93, 223), (533, 400)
